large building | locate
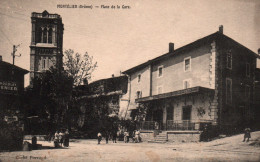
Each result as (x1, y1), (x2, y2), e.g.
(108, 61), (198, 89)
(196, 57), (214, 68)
(0, 56), (28, 123)
(122, 26), (260, 142)
(30, 10), (64, 82)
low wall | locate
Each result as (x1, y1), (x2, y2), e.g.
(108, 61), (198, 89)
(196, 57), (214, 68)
(140, 131), (154, 142)
(24, 135), (47, 141)
(167, 131), (201, 142)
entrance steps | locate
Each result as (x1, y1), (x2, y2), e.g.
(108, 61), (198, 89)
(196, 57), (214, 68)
(148, 131), (167, 143)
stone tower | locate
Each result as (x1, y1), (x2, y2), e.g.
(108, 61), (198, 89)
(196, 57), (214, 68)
(30, 10), (64, 83)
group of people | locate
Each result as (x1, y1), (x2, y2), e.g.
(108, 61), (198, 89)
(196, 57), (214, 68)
(98, 131), (118, 144)
(97, 129), (142, 144)
(54, 129), (70, 147)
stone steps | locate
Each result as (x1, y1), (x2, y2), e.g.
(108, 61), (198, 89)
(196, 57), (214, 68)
(148, 131), (168, 143)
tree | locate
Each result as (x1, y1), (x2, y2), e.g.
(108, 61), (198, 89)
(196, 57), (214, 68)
(63, 49), (97, 86)
(24, 68), (73, 133)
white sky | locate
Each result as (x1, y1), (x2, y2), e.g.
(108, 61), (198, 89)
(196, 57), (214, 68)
(0, 0), (259, 87)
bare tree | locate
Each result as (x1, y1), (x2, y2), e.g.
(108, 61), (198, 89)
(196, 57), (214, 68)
(63, 49), (97, 86)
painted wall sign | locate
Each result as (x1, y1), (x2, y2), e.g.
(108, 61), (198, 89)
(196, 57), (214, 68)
(0, 81), (18, 91)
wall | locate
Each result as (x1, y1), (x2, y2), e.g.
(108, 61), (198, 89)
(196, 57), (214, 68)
(152, 44), (213, 95)
(167, 131), (201, 142)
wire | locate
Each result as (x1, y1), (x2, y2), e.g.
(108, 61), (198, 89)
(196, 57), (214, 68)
(0, 28), (13, 45)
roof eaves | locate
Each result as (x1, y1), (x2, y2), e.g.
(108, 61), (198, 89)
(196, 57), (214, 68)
(123, 32), (219, 74)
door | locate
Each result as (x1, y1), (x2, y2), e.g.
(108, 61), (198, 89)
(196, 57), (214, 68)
(182, 105), (191, 120)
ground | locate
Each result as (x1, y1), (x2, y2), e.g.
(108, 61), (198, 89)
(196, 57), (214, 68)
(0, 131), (260, 162)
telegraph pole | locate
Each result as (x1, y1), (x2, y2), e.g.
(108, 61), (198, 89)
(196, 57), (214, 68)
(11, 44), (21, 65)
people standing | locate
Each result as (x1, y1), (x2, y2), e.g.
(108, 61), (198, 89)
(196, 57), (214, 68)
(59, 130), (65, 147)
(112, 131), (117, 143)
(54, 131), (60, 148)
(135, 130), (140, 143)
(64, 129), (70, 147)
(105, 131), (109, 144)
(97, 132), (102, 144)
(243, 128), (251, 142)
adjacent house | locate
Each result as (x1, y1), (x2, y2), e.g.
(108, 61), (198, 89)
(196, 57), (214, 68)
(0, 56), (29, 124)
(122, 26), (260, 142)
(76, 76), (128, 128)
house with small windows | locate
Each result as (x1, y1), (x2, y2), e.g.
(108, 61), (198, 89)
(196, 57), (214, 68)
(121, 26), (260, 142)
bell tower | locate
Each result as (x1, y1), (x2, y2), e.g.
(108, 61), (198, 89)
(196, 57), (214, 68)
(30, 10), (64, 83)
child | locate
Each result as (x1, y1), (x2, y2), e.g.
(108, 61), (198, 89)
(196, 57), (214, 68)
(97, 132), (102, 144)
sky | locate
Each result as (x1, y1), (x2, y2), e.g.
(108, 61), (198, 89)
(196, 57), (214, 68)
(0, 0), (259, 87)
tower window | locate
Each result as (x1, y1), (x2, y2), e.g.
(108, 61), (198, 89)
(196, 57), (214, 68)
(43, 59), (46, 70)
(48, 28), (52, 43)
(43, 28), (47, 43)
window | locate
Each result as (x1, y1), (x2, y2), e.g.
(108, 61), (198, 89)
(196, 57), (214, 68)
(43, 59), (46, 69)
(158, 66), (163, 77)
(48, 28), (52, 43)
(43, 28), (47, 43)
(157, 86), (163, 94)
(226, 78), (232, 104)
(182, 105), (192, 120)
(184, 57), (191, 72)
(226, 50), (232, 69)
(136, 91), (142, 99)
(183, 79), (191, 89)
(246, 63), (250, 77)
(137, 74), (141, 83)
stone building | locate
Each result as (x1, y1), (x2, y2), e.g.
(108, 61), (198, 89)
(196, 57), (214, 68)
(122, 26), (260, 142)
(0, 56), (28, 123)
(30, 10), (64, 83)
(75, 76), (128, 128)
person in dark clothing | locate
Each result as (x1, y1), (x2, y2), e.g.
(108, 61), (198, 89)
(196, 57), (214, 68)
(63, 129), (70, 147)
(243, 128), (251, 142)
(97, 132), (102, 144)
(105, 131), (109, 144)
(112, 131), (117, 143)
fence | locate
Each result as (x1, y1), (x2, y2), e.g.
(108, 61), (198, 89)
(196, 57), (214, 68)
(139, 120), (196, 130)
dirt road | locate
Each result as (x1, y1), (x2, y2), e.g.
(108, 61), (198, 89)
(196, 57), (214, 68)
(1, 132), (260, 162)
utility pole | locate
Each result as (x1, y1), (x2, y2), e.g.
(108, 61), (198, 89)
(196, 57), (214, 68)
(11, 44), (21, 65)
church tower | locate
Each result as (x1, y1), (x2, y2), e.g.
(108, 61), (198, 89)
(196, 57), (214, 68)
(30, 10), (64, 83)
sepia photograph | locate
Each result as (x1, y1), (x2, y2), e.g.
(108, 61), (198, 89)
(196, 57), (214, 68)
(0, 0), (260, 161)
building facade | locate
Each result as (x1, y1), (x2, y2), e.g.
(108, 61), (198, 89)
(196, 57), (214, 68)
(122, 26), (259, 142)
(75, 76), (128, 128)
(30, 10), (64, 82)
(0, 56), (28, 123)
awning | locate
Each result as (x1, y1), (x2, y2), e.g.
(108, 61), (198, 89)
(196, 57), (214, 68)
(135, 86), (214, 103)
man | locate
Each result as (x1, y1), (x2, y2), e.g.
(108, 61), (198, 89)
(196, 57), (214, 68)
(59, 130), (65, 147)
(97, 132), (102, 144)
(64, 129), (70, 147)
(112, 131), (117, 143)
(243, 128), (251, 142)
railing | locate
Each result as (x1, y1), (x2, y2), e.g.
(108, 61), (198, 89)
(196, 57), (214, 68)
(167, 120), (195, 130)
(138, 120), (196, 131)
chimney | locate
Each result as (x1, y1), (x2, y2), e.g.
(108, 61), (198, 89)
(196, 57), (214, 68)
(219, 25), (223, 34)
(169, 42), (174, 53)
(112, 74), (114, 78)
(258, 48), (260, 55)
(0, 55), (2, 61)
